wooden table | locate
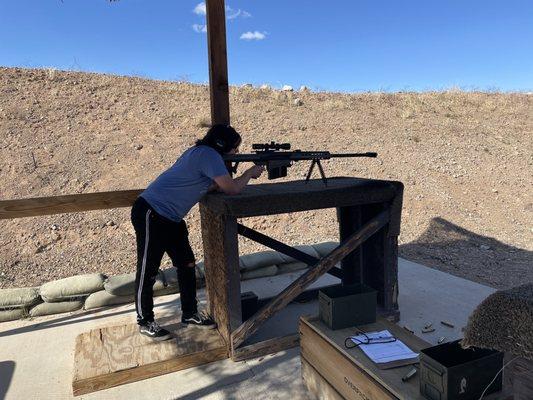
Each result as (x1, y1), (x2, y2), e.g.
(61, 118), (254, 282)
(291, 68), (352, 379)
(199, 177), (404, 357)
(300, 315), (428, 400)
(300, 316), (506, 400)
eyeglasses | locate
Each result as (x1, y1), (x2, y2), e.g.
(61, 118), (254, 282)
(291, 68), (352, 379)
(344, 330), (397, 349)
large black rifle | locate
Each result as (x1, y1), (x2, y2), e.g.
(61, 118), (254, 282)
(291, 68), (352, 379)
(223, 141), (377, 186)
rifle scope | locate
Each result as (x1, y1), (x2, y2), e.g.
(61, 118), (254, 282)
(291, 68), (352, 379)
(252, 141), (291, 151)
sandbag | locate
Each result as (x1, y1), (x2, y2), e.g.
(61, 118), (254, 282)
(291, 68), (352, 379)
(40, 273), (106, 302)
(195, 262), (205, 278)
(84, 290), (134, 310)
(86, 283), (179, 310)
(241, 265), (278, 280)
(278, 245), (320, 264)
(0, 308), (26, 322)
(239, 250), (285, 271)
(0, 287), (41, 310)
(29, 300), (84, 317)
(278, 262), (308, 274)
(104, 268), (178, 296)
(159, 267), (179, 290)
(104, 272), (135, 296)
(154, 286), (180, 296)
(312, 241), (339, 257)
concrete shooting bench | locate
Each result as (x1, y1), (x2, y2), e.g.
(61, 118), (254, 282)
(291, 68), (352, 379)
(199, 176), (404, 360)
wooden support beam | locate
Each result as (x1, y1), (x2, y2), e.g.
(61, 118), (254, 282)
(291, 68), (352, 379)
(230, 209), (390, 350)
(231, 334), (299, 362)
(337, 205), (363, 285)
(237, 223), (343, 279)
(200, 205), (242, 343)
(0, 189), (142, 220)
(238, 223), (319, 265)
(206, 0), (230, 125)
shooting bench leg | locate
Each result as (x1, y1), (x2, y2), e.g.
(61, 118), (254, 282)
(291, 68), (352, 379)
(230, 209), (390, 353)
(200, 206), (242, 343)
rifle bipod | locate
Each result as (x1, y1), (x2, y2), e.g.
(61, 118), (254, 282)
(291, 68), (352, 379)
(305, 159), (328, 186)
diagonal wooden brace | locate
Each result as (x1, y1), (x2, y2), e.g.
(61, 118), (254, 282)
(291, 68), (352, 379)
(238, 223), (319, 265)
(230, 208), (390, 351)
(237, 223), (343, 279)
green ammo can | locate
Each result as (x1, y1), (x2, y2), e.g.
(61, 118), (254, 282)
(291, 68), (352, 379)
(318, 283), (377, 330)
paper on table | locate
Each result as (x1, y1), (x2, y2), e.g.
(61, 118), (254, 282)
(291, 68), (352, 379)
(350, 330), (419, 365)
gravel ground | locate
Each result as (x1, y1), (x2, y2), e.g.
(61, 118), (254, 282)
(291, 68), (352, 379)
(0, 67), (531, 290)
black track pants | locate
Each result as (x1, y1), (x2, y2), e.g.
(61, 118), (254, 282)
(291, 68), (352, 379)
(131, 197), (197, 324)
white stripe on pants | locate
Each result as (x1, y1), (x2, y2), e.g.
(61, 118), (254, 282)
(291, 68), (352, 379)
(136, 209), (151, 320)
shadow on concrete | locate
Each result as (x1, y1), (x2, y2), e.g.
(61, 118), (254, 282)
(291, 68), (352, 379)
(175, 349), (307, 400)
(400, 217), (532, 289)
(0, 360), (15, 400)
(0, 299), (178, 338)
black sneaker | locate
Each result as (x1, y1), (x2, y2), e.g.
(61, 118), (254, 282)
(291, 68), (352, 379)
(139, 321), (172, 341)
(182, 312), (217, 329)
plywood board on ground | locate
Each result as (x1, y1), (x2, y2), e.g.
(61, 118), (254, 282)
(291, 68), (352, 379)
(72, 316), (228, 396)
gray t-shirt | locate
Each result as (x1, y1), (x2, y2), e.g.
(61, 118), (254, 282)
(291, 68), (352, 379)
(140, 145), (229, 222)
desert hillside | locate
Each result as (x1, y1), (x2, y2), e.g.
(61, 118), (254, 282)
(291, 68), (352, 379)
(0, 67), (531, 289)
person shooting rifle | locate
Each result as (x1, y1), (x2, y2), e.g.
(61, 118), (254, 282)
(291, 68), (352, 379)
(223, 141), (377, 186)
(131, 124), (264, 341)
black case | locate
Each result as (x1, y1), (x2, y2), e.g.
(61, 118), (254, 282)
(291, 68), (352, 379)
(420, 340), (503, 400)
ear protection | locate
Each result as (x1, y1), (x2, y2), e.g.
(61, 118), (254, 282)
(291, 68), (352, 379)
(215, 138), (227, 150)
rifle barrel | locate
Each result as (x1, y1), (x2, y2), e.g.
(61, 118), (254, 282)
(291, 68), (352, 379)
(223, 152), (377, 162)
(329, 152), (377, 158)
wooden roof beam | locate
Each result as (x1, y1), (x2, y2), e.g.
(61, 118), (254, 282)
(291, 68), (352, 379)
(206, 0), (230, 126)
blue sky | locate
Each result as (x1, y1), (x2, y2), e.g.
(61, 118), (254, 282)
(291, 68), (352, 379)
(1, 0), (532, 92)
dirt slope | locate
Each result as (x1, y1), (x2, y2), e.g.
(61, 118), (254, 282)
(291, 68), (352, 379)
(0, 67), (531, 289)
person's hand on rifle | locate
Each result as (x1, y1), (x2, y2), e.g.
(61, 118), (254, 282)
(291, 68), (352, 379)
(211, 164), (264, 195)
(248, 165), (265, 179)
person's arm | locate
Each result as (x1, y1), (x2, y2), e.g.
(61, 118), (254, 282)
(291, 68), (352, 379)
(213, 165), (264, 195)
(207, 182), (219, 192)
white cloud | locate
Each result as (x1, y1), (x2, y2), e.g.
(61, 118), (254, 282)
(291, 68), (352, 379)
(192, 24), (207, 33)
(194, 2), (251, 19)
(240, 31), (267, 41)
(226, 7), (241, 20)
(226, 6), (252, 20)
(193, 2), (206, 15)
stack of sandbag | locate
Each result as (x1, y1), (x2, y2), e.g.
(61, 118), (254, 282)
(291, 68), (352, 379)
(312, 241), (338, 258)
(31, 273), (106, 317)
(239, 250), (284, 280)
(0, 241), (341, 321)
(195, 241), (340, 280)
(0, 287), (41, 322)
(85, 268), (180, 310)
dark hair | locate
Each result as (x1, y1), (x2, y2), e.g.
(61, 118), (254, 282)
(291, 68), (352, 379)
(195, 124), (242, 154)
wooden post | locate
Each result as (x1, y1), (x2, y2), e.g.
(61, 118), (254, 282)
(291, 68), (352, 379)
(361, 203), (399, 317)
(337, 205), (363, 284)
(206, 0), (230, 125)
(199, 205), (242, 343)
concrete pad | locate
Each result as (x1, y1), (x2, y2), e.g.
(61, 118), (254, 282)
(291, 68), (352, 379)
(0, 259), (496, 400)
(398, 258), (496, 345)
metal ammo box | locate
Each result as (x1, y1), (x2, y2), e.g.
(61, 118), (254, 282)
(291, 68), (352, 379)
(419, 339), (503, 400)
(319, 283), (377, 330)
